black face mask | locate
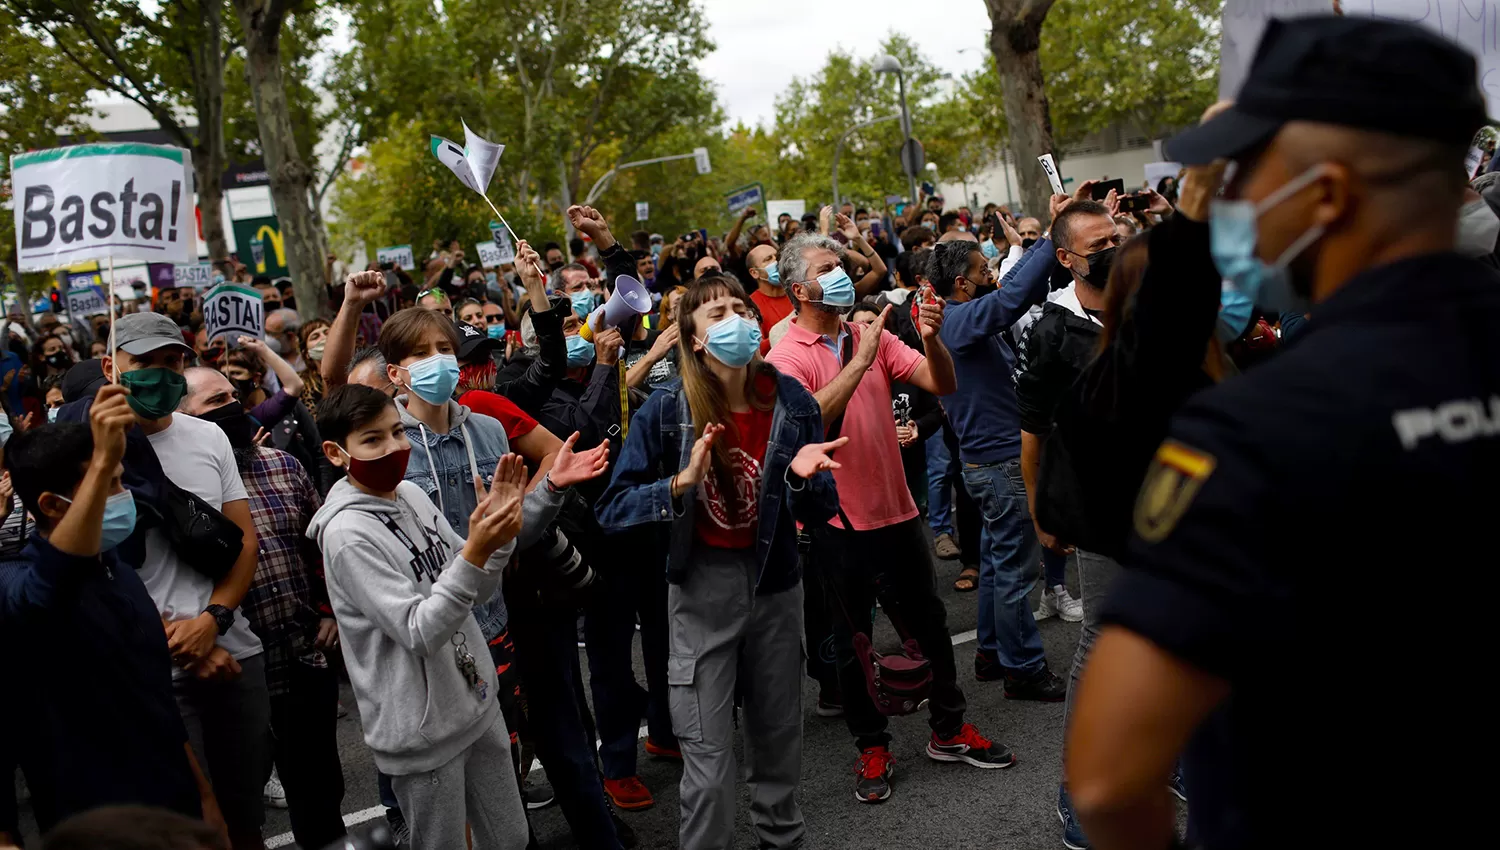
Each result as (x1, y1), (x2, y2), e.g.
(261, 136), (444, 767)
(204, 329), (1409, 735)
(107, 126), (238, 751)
(1021, 237), (1038, 250)
(45, 352), (72, 370)
(972, 283), (998, 300)
(231, 377), (260, 404)
(200, 401), (259, 449)
(1077, 246), (1116, 288)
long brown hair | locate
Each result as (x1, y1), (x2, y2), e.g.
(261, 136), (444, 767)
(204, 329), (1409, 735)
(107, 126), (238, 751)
(1096, 231), (1225, 382)
(676, 274), (777, 523)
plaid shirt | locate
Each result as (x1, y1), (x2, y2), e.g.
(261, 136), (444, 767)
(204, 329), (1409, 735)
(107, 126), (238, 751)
(239, 446), (328, 696)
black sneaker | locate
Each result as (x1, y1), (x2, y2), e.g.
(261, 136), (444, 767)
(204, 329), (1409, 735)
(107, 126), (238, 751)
(853, 746), (895, 803)
(523, 777), (555, 810)
(384, 807), (411, 847)
(927, 723), (1016, 769)
(1003, 665), (1067, 702)
(974, 648), (1004, 682)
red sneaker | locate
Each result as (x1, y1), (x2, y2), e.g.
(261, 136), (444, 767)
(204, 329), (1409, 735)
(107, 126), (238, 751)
(927, 723), (1016, 769)
(644, 737), (682, 760)
(853, 746), (895, 804)
(603, 776), (654, 810)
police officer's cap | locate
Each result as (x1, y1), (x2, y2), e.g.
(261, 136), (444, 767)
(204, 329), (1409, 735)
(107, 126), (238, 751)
(1167, 15), (1487, 165)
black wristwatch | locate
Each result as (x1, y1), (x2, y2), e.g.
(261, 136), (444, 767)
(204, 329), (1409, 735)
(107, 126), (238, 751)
(204, 604), (235, 637)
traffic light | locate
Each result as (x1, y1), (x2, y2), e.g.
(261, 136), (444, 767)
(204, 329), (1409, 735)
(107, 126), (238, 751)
(49, 288), (62, 313)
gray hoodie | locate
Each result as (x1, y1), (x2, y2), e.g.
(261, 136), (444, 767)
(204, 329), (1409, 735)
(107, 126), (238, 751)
(308, 478), (511, 775)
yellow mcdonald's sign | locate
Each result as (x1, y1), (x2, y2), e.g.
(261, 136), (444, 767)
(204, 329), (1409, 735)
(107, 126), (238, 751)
(254, 225), (286, 274)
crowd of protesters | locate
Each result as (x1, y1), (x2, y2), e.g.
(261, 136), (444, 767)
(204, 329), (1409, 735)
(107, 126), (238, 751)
(2, 15), (1498, 850)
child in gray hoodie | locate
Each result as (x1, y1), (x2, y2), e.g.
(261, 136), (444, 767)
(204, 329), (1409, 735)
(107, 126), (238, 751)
(308, 384), (529, 850)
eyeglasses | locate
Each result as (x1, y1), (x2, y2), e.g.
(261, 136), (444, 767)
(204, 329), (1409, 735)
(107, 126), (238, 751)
(485, 314), (504, 324)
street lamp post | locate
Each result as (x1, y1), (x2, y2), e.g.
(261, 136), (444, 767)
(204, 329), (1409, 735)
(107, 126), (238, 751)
(873, 53), (920, 207)
(832, 113), (901, 209)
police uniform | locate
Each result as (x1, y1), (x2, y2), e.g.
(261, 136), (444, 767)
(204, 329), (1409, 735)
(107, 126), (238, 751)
(1094, 16), (1498, 850)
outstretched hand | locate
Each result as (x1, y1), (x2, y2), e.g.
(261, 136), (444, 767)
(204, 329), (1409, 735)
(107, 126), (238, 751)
(789, 437), (848, 479)
(549, 431), (610, 488)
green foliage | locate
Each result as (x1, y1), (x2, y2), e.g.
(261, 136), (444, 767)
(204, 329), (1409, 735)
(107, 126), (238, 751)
(0, 5), (100, 301)
(1041, 0), (1221, 143)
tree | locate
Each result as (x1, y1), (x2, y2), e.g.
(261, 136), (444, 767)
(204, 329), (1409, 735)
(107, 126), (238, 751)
(1040, 0), (1220, 145)
(985, 0), (1061, 220)
(6, 0), (233, 264)
(0, 5), (98, 300)
(231, 0), (328, 319)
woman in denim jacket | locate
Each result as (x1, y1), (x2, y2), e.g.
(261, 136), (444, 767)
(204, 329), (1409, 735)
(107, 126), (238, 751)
(595, 275), (844, 850)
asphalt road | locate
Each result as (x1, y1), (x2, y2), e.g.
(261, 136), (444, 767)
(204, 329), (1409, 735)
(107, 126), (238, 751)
(15, 548), (1184, 850)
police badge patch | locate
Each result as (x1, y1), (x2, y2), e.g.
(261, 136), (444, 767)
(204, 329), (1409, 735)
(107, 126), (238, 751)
(1134, 440), (1216, 543)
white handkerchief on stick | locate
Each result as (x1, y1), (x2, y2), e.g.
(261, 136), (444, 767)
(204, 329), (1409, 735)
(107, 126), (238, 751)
(430, 125), (505, 197)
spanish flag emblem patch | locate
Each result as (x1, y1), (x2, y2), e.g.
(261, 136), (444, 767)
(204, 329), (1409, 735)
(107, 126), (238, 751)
(1134, 440), (1216, 543)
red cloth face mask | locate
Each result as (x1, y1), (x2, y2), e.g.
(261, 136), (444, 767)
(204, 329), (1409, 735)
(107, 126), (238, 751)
(340, 446), (411, 492)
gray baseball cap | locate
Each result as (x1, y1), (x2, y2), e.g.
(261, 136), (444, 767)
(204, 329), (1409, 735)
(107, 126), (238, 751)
(113, 312), (193, 357)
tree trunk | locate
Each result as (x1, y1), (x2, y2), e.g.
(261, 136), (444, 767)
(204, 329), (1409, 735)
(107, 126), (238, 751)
(232, 0), (328, 321)
(191, 0), (229, 263)
(985, 0), (1059, 219)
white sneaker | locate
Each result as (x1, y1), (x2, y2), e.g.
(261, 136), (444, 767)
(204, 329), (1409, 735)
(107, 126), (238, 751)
(1034, 587), (1058, 621)
(1053, 585), (1084, 623)
(263, 769), (288, 809)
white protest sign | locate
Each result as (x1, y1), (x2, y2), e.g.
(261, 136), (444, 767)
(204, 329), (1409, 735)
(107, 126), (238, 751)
(10, 142), (196, 271)
(66, 285), (110, 318)
(635, 202), (650, 221)
(765, 200), (806, 226)
(203, 284), (265, 342)
(476, 241), (504, 267)
(377, 244), (416, 271)
(1144, 161), (1183, 190)
(174, 262), (214, 289)
(1218, 0), (1332, 99)
(1346, 0), (1500, 120)
(1466, 146), (1486, 178)
(490, 223), (516, 264)
(1038, 154), (1065, 195)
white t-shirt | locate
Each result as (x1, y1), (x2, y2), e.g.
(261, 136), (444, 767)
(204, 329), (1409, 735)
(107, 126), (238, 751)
(142, 413), (263, 672)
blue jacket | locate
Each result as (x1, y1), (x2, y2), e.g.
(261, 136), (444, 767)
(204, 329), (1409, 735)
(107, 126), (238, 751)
(595, 369), (839, 594)
(398, 399), (564, 640)
(0, 536), (199, 832)
(938, 238), (1056, 464)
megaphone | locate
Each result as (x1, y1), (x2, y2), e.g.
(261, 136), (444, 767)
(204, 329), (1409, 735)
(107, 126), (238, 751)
(578, 275), (652, 341)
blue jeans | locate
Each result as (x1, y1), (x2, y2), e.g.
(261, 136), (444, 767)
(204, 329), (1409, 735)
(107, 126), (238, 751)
(507, 587), (623, 849)
(925, 433), (958, 537)
(1042, 548), (1067, 588)
(585, 543), (676, 780)
(960, 459), (1046, 676)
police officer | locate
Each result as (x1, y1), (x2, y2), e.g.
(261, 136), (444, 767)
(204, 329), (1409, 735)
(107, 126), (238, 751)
(1062, 16), (1497, 850)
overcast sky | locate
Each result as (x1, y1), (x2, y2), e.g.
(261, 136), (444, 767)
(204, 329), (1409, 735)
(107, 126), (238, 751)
(697, 0), (997, 129)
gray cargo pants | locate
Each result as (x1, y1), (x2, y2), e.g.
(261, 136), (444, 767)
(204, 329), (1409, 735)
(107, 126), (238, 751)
(668, 545), (806, 850)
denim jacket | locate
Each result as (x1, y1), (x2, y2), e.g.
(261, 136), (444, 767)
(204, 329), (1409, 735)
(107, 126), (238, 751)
(595, 369), (840, 594)
(399, 398), (564, 638)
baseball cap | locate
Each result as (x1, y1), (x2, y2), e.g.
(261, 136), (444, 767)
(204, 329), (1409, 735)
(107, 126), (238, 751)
(112, 312), (194, 357)
(453, 318), (499, 362)
(1166, 16), (1487, 166)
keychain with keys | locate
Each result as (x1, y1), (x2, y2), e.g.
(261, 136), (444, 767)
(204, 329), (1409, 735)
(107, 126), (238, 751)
(452, 633), (487, 701)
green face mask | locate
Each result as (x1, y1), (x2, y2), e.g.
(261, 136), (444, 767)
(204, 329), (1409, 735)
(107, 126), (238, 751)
(120, 367), (188, 419)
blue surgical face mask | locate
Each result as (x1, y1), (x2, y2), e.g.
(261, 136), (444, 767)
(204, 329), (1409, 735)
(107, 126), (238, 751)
(566, 334), (594, 367)
(1210, 164), (1328, 316)
(486, 323), (506, 340)
(762, 262), (781, 286)
(813, 266), (855, 308)
(650, 244), (663, 257)
(58, 489), (138, 551)
(1216, 279), (1255, 344)
(399, 352), (460, 404)
(485, 271), (499, 285)
(212, 273), (226, 285)
(570, 290), (597, 319)
(980, 239), (1000, 259)
(47, 407), (59, 423)
(698, 315), (761, 368)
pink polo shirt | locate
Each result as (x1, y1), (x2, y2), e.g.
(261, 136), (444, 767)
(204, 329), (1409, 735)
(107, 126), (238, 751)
(767, 317), (926, 531)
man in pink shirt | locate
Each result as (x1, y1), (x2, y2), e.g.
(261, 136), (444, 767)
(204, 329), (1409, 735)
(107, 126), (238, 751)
(767, 233), (1014, 805)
